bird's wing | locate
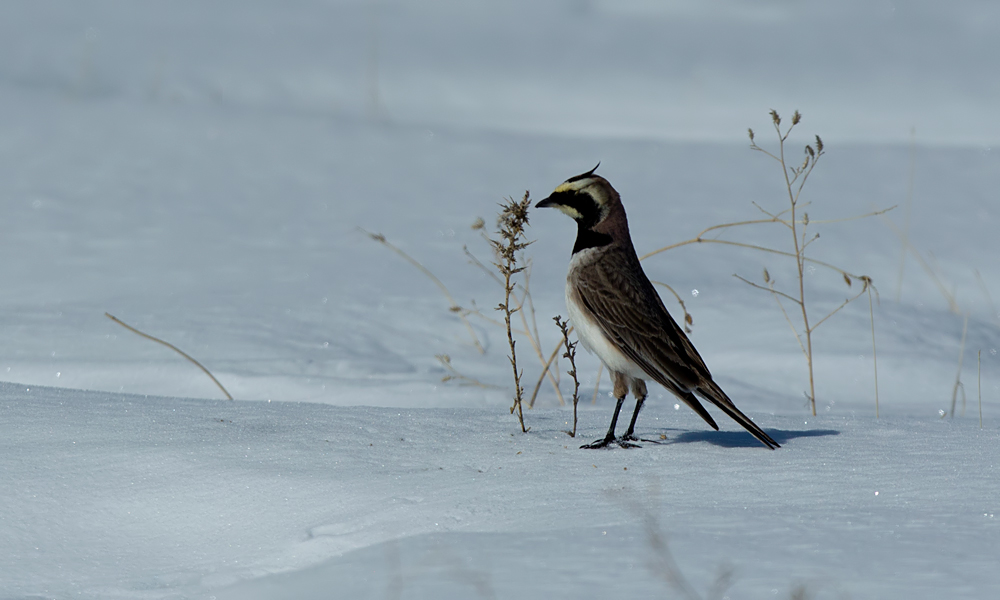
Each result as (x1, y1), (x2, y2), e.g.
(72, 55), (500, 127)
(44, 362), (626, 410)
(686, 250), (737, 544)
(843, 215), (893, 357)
(574, 247), (779, 449)
(573, 246), (712, 391)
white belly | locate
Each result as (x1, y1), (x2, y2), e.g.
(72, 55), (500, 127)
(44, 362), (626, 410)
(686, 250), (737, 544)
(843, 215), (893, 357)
(565, 282), (647, 380)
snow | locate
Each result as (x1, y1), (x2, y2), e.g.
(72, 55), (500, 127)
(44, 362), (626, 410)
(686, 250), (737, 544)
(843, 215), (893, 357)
(2, 1), (999, 599)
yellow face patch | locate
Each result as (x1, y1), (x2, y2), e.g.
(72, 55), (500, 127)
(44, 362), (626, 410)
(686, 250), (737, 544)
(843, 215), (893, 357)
(555, 205), (583, 219)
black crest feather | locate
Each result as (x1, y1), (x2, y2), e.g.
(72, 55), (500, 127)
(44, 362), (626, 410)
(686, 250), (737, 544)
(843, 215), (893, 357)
(566, 162), (601, 183)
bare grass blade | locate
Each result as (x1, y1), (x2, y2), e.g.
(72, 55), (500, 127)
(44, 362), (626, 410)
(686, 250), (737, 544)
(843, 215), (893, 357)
(362, 228), (485, 354)
(105, 312), (233, 400)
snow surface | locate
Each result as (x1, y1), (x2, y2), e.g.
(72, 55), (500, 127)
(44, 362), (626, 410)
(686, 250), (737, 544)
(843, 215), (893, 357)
(2, 1), (999, 599)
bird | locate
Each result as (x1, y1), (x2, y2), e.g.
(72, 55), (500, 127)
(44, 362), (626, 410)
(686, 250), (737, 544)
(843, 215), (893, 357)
(536, 164), (779, 450)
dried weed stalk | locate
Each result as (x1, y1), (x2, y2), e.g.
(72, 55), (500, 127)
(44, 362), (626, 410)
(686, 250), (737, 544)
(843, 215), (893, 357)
(105, 312), (233, 400)
(735, 110), (881, 415)
(554, 315), (580, 437)
(361, 228), (485, 354)
(435, 354), (501, 389)
(492, 192), (533, 433)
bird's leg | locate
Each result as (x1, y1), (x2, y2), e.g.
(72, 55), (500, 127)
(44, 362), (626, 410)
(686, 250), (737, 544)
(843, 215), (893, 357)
(622, 379), (647, 442)
(582, 372), (639, 449)
(581, 394), (626, 449)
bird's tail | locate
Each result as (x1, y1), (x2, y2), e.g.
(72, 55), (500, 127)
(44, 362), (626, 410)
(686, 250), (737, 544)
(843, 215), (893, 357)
(698, 380), (780, 449)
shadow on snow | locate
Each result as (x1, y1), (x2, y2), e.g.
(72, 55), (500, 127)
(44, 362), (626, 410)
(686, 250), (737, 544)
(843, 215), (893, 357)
(664, 428), (839, 448)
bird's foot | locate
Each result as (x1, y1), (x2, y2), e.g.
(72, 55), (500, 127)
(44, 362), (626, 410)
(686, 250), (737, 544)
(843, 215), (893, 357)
(622, 432), (664, 445)
(581, 436), (641, 449)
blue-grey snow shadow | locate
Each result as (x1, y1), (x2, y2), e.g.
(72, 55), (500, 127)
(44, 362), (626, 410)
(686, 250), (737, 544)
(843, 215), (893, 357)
(662, 428), (839, 448)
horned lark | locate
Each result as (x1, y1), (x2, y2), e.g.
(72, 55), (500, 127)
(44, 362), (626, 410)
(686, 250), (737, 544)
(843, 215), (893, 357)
(537, 165), (779, 450)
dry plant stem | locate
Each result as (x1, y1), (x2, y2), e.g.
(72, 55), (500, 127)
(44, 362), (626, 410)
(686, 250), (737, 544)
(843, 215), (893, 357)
(777, 118), (816, 415)
(493, 193), (532, 433)
(742, 110), (883, 416)
(592, 363), (604, 404)
(554, 316), (581, 437)
(435, 354), (502, 389)
(651, 280), (694, 332)
(466, 244), (565, 406)
(639, 113), (891, 411)
(362, 228), (485, 354)
(502, 261), (527, 431)
(513, 272), (565, 406)
(639, 227), (888, 281)
(528, 338), (565, 408)
(464, 299), (565, 407)
(734, 274), (807, 356)
(104, 312), (233, 400)
(639, 207), (894, 267)
(868, 285), (880, 418)
(950, 314), (969, 418)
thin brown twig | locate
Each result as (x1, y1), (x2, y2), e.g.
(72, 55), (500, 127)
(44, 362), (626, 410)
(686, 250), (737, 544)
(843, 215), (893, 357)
(104, 312), (233, 400)
(732, 274), (802, 306)
(554, 316), (580, 437)
(756, 278), (808, 359)
(362, 228), (485, 353)
(808, 285), (869, 333)
(464, 244), (504, 286)
(641, 237), (876, 283)
(592, 363), (604, 405)
(650, 280), (694, 332)
(528, 339), (565, 408)
(512, 276), (565, 406)
(435, 354), (502, 389)
(468, 243), (564, 405)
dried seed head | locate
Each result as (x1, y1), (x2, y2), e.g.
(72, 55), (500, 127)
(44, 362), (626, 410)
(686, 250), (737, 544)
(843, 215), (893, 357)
(770, 109), (780, 125)
(763, 268), (771, 283)
(685, 313), (693, 326)
(806, 145), (815, 158)
(748, 128), (755, 142)
(815, 135), (824, 153)
(803, 212), (809, 226)
(844, 274), (852, 288)
(792, 110), (801, 125)
(471, 217), (485, 230)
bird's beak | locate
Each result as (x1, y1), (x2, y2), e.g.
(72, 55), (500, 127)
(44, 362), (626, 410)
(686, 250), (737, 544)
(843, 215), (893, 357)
(535, 194), (557, 209)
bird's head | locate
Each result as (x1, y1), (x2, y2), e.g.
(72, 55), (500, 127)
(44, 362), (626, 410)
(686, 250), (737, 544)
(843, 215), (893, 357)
(536, 163), (620, 230)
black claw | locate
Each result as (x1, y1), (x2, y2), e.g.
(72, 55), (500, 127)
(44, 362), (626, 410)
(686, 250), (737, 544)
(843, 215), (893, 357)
(581, 436), (641, 449)
(581, 436), (614, 449)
